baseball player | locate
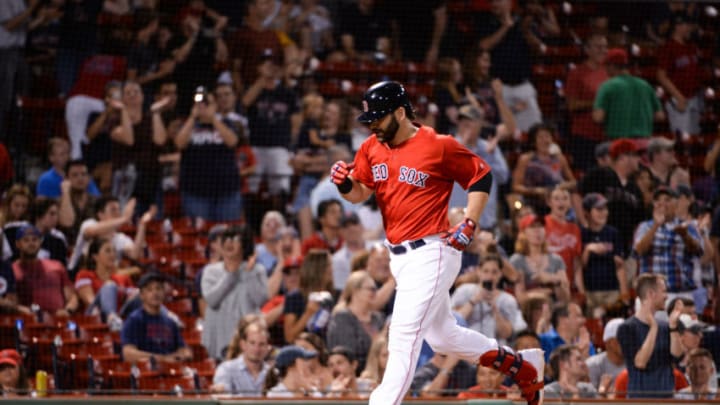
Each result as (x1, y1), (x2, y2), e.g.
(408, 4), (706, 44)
(330, 81), (545, 405)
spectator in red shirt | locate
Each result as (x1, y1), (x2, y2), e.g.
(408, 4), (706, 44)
(301, 199), (344, 255)
(657, 14), (703, 139)
(11, 225), (78, 316)
(544, 186), (582, 297)
(566, 33), (609, 172)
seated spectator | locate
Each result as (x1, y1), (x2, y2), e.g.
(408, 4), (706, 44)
(326, 346), (376, 398)
(57, 160), (99, 243)
(586, 318), (625, 395)
(451, 254), (526, 343)
(540, 303), (595, 361)
(331, 213), (368, 293)
(510, 214), (570, 304)
(4, 199), (68, 266)
(676, 313), (705, 372)
(0, 349), (29, 396)
(360, 335), (388, 386)
(457, 364), (509, 399)
(12, 225), (78, 316)
(2, 185), (32, 224)
(512, 124), (576, 215)
(301, 199), (344, 255)
(264, 345), (319, 398)
(283, 250), (335, 343)
(36, 138), (101, 199)
(327, 271), (385, 373)
(520, 293), (551, 335)
(674, 348), (717, 400)
(121, 272), (192, 364)
(544, 344), (597, 399)
(202, 225), (268, 360)
(75, 238), (138, 328)
(633, 187), (703, 299)
(254, 211), (287, 272)
(262, 255), (302, 338)
(410, 352), (476, 398)
(68, 197), (151, 274)
(294, 332), (333, 391)
(211, 318), (271, 396)
(646, 137), (690, 189)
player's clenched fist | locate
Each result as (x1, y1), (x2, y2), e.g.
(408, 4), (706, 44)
(446, 218), (476, 251)
(330, 161), (355, 193)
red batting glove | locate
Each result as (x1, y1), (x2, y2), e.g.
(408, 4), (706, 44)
(330, 161), (354, 185)
(446, 218), (476, 251)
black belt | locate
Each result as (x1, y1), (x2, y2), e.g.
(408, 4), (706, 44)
(387, 239), (426, 255)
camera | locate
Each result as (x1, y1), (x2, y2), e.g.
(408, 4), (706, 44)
(482, 280), (494, 291)
(193, 86), (208, 104)
(111, 89), (121, 101)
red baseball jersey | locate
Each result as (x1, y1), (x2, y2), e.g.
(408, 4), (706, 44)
(351, 126), (490, 244)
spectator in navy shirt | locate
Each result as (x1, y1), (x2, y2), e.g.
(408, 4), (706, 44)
(36, 138), (100, 199)
(121, 272), (192, 364)
(579, 193), (629, 312)
(4, 199), (68, 266)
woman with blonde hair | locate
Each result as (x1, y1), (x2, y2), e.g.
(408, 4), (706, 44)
(283, 249), (335, 343)
(327, 271), (385, 373)
(510, 214), (570, 304)
(360, 335), (389, 385)
(2, 184), (32, 224)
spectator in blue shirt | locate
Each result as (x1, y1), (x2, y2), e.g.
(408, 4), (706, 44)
(36, 138), (100, 199)
(540, 303), (595, 362)
(633, 186), (703, 297)
(121, 272), (192, 364)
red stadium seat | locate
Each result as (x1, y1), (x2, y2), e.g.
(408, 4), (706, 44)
(136, 375), (197, 394)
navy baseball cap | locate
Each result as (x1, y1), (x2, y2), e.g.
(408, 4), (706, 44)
(653, 186), (679, 200)
(16, 225), (42, 241)
(137, 272), (167, 289)
(274, 345), (317, 368)
(582, 193), (608, 211)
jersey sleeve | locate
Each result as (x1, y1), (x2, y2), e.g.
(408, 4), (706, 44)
(74, 270), (95, 290)
(351, 140), (375, 188)
(440, 136), (490, 189)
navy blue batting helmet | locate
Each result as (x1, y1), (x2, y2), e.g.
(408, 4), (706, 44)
(357, 81), (414, 124)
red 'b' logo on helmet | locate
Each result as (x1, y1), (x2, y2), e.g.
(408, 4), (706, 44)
(362, 100), (369, 112)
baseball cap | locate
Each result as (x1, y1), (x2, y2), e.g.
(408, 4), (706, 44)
(0, 349), (21, 367)
(16, 224), (42, 241)
(609, 139), (639, 159)
(647, 136), (675, 158)
(519, 214), (544, 231)
(653, 186), (679, 200)
(594, 142), (610, 159)
(676, 184), (694, 199)
(208, 224), (229, 242)
(458, 104), (483, 121)
(605, 48), (629, 66)
(582, 193), (608, 211)
(678, 314), (706, 334)
(274, 345), (317, 368)
(137, 272), (167, 289)
(282, 256), (303, 274)
(602, 318), (624, 342)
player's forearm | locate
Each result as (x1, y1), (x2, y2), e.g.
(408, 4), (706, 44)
(464, 191), (489, 223)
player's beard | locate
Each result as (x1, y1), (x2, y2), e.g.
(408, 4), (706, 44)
(375, 116), (400, 144)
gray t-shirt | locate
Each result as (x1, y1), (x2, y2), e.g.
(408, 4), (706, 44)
(586, 351), (625, 389)
(544, 381), (597, 398)
(450, 284), (527, 342)
(212, 356), (269, 396)
(509, 253), (565, 290)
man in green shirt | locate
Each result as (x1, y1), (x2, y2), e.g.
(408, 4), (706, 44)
(592, 49), (664, 139)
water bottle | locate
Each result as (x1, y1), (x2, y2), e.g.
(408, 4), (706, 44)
(35, 370), (48, 397)
(163, 219), (173, 243)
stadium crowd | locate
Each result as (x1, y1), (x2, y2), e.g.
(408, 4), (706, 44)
(1, 0), (720, 400)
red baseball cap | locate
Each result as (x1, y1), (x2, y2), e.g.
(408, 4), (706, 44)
(519, 214), (544, 231)
(605, 48), (629, 66)
(282, 256), (303, 273)
(0, 349), (21, 367)
(609, 139), (639, 159)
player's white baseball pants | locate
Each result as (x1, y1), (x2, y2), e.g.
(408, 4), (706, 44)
(369, 237), (498, 405)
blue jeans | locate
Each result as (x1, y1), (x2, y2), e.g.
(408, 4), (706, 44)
(85, 282), (118, 316)
(181, 191), (243, 221)
(292, 175), (320, 213)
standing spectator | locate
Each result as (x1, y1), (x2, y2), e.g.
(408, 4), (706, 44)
(215, 83), (248, 140)
(335, 0), (390, 62)
(301, 199), (344, 255)
(125, 13), (176, 100)
(646, 137), (690, 189)
(57, 160), (98, 243)
(327, 271), (385, 373)
(657, 15), (702, 139)
(12, 225), (78, 315)
(110, 80), (168, 213)
(211, 319), (271, 396)
(512, 123), (576, 215)
(84, 81), (123, 193)
(433, 58), (463, 135)
(326, 346), (376, 398)
(633, 187), (703, 299)
(593, 48), (664, 139)
(0, 0), (39, 141)
(578, 139), (644, 251)
(580, 194), (629, 312)
(544, 345), (597, 399)
(55, 0), (102, 95)
(331, 213), (367, 292)
(242, 52), (298, 212)
(175, 91), (241, 222)
(586, 318), (626, 394)
(463, 48), (502, 127)
(519, 0), (560, 41)
(202, 225), (268, 360)
(36, 138), (100, 199)
(477, 0), (542, 131)
(674, 348), (717, 400)
(121, 272), (192, 364)
(544, 186), (582, 295)
(617, 273), (684, 398)
(451, 254), (526, 343)
(539, 303), (593, 361)
(565, 33), (609, 171)
(384, 0), (446, 64)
